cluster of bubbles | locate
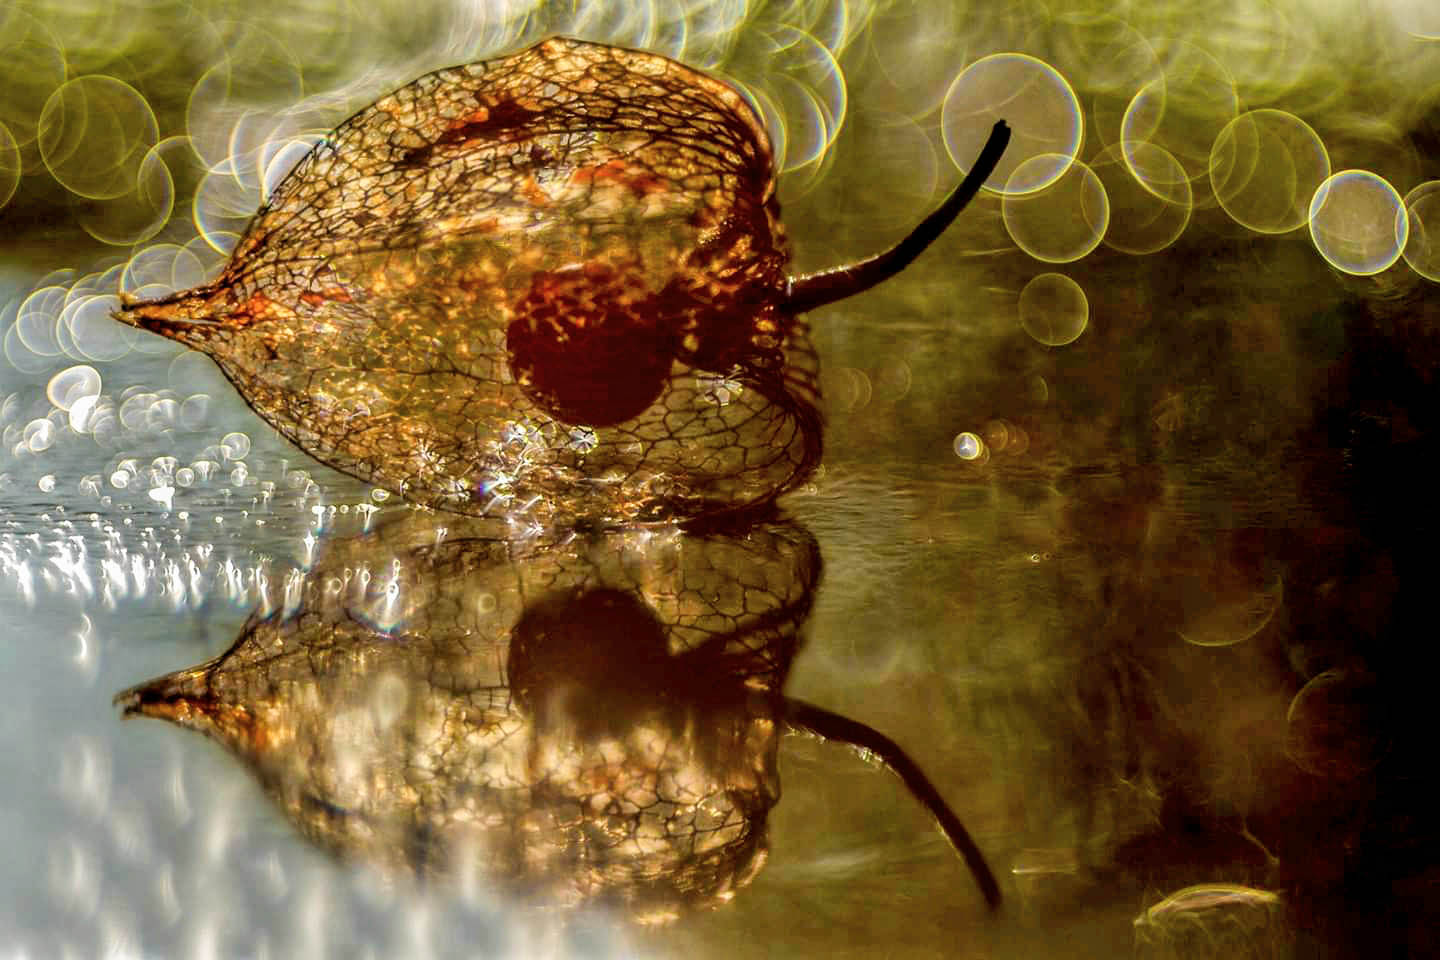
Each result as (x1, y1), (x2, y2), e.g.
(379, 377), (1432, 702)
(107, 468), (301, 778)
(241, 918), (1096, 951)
(4, 1), (1435, 382)
(0, 457), (382, 619)
(932, 10), (1438, 461)
(0, 0), (867, 392)
(930, 23), (1438, 366)
(0, 348), (396, 615)
(0, 504), (291, 616)
(0, 0), (861, 247)
(952, 418), (1032, 466)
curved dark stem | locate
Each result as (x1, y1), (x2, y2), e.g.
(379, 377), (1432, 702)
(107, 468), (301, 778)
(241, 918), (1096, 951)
(784, 119), (1011, 314)
(784, 698), (1002, 910)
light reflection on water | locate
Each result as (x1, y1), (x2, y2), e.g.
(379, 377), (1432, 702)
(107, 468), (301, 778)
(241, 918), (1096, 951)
(4, 0), (1440, 956)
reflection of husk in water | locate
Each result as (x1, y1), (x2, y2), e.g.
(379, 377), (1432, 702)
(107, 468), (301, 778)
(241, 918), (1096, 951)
(117, 510), (999, 917)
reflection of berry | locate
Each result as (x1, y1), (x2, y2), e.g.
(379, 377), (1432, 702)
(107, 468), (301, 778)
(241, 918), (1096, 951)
(507, 264), (679, 427)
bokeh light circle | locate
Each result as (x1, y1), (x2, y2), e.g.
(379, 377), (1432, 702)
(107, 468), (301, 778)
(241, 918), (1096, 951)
(66, 295), (136, 362)
(1308, 170), (1407, 276)
(47, 365), (102, 411)
(840, 111), (941, 232)
(953, 432), (984, 460)
(16, 285), (67, 357)
(122, 244), (186, 296)
(193, 164), (256, 254)
(1039, 16), (1159, 100)
(5, 326), (52, 374)
(1019, 273), (1089, 346)
(1209, 109), (1330, 234)
(942, 53), (1082, 195)
(770, 27), (847, 154)
(261, 136), (322, 203)
(1002, 156), (1108, 263)
(222, 431), (252, 461)
(724, 26), (845, 179)
(766, 74), (829, 172)
(38, 75), (160, 200)
(185, 24), (306, 171)
(730, 79), (788, 174)
(24, 418), (56, 453)
(68, 394), (101, 433)
(0, 9), (67, 169)
(1120, 41), (1239, 207)
(1091, 141), (1192, 255)
(0, 121), (19, 210)
(1285, 669), (1384, 779)
(75, 144), (176, 245)
(853, 1), (969, 119)
(1401, 181), (1440, 282)
(176, 236), (223, 289)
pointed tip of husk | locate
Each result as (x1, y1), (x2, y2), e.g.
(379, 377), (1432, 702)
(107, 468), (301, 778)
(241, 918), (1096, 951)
(112, 287), (223, 346)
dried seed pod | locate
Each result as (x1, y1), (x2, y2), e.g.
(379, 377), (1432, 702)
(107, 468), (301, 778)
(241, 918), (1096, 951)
(117, 37), (1009, 525)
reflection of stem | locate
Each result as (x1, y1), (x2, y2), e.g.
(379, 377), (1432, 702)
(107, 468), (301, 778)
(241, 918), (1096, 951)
(784, 698), (1002, 910)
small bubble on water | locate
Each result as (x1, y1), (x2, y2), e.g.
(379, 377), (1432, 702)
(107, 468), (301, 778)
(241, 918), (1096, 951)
(46, 365), (102, 411)
(24, 418), (55, 452)
(953, 431), (984, 460)
(221, 431), (251, 460)
(38, 474), (56, 492)
(146, 397), (179, 432)
(179, 393), (210, 429)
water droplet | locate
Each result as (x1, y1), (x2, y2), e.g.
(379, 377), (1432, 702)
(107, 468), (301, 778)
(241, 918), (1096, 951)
(1309, 169), (1407, 275)
(221, 431), (251, 460)
(148, 485), (175, 510)
(953, 431), (984, 460)
(46, 364), (102, 411)
(24, 417), (55, 452)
